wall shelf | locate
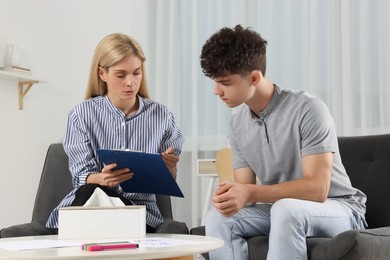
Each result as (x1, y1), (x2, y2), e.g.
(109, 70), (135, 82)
(0, 70), (45, 110)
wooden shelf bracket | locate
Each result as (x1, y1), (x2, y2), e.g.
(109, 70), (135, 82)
(18, 80), (38, 110)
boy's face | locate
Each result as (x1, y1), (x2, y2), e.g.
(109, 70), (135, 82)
(213, 73), (254, 108)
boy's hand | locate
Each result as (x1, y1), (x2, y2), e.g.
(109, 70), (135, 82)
(212, 181), (250, 217)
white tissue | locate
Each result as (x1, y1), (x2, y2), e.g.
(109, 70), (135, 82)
(83, 188), (125, 207)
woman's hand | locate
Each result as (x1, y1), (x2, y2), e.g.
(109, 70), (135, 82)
(162, 147), (179, 178)
(87, 163), (134, 187)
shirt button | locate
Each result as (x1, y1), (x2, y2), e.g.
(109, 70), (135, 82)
(121, 122), (125, 126)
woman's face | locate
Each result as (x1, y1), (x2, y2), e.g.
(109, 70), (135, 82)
(99, 55), (142, 107)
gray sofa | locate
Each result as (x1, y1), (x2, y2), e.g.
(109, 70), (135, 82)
(191, 134), (390, 259)
(0, 143), (188, 238)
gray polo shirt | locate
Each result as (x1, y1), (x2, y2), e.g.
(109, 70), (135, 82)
(228, 85), (366, 220)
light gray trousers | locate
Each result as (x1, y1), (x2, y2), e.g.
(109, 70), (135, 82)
(205, 198), (365, 260)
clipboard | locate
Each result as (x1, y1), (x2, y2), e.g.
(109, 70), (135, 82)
(96, 149), (184, 197)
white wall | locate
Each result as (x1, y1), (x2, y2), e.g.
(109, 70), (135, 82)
(0, 0), (151, 229)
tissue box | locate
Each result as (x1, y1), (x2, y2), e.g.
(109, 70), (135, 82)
(58, 206), (146, 239)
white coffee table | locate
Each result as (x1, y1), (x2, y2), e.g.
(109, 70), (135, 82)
(0, 233), (223, 260)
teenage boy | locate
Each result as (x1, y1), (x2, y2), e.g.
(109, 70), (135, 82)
(200, 25), (366, 260)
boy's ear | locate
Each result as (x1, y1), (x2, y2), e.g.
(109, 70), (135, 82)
(250, 70), (262, 85)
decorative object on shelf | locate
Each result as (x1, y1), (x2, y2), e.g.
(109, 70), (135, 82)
(0, 65), (32, 76)
(4, 43), (21, 68)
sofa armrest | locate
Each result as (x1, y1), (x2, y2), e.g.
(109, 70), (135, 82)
(156, 220), (189, 234)
(190, 225), (205, 236)
(0, 222), (57, 238)
(308, 227), (390, 260)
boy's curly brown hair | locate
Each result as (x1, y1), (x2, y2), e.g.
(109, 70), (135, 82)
(200, 25), (268, 78)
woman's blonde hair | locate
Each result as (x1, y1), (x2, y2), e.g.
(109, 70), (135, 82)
(85, 33), (149, 99)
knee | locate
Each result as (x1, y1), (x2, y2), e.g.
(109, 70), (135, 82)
(205, 207), (252, 239)
(205, 207), (225, 235)
(205, 207), (237, 236)
(270, 198), (306, 225)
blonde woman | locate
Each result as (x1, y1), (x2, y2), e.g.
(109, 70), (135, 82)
(46, 33), (185, 233)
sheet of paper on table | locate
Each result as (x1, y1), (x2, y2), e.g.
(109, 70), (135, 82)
(0, 239), (80, 251)
(131, 237), (211, 248)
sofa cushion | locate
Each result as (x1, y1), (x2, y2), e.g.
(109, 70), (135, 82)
(338, 134), (390, 228)
(308, 227), (390, 260)
(247, 236), (269, 260)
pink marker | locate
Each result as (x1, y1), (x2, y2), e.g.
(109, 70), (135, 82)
(82, 243), (139, 251)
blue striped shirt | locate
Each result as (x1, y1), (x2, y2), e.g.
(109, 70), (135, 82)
(46, 95), (184, 228)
